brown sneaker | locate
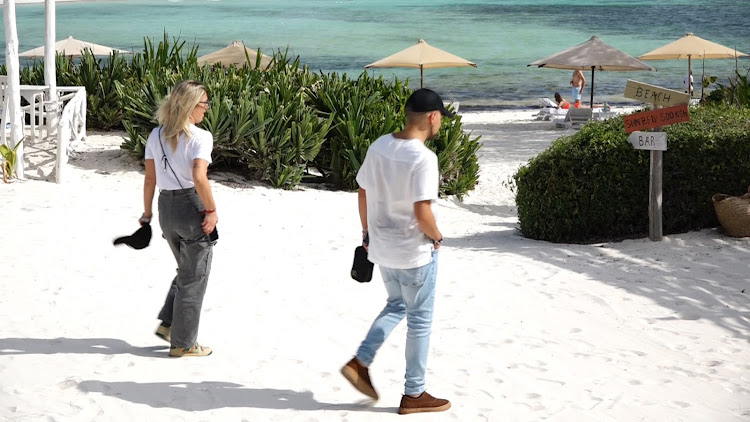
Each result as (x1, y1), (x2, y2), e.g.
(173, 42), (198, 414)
(398, 391), (451, 414)
(169, 344), (212, 357)
(340, 357), (378, 400)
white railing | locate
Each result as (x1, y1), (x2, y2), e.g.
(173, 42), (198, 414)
(54, 86), (86, 183)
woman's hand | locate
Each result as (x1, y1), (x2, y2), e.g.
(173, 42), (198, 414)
(139, 213), (152, 226)
(202, 212), (218, 234)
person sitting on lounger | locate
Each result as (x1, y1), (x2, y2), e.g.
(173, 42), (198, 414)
(554, 92), (571, 109)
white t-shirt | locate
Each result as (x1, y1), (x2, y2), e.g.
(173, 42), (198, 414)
(144, 124), (213, 190)
(356, 133), (439, 269)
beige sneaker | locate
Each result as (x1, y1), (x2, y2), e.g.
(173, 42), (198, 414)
(340, 357), (378, 400)
(169, 344), (212, 357)
(155, 323), (170, 343)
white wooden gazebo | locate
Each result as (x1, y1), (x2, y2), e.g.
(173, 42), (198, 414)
(4, 0), (86, 183)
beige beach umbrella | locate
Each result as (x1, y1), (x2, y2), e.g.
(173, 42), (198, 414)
(365, 39), (477, 88)
(197, 41), (274, 70)
(638, 33), (748, 96)
(19, 35), (128, 58)
(529, 36), (655, 107)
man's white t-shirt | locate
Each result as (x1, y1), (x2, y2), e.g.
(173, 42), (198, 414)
(144, 125), (213, 190)
(356, 133), (439, 269)
(684, 74), (694, 92)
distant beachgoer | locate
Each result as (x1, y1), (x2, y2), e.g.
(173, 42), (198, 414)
(555, 92), (570, 109)
(684, 71), (694, 96)
(341, 88), (451, 415)
(142, 80), (218, 358)
(571, 69), (585, 107)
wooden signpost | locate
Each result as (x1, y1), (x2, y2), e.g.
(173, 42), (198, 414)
(623, 103), (689, 133)
(627, 132), (667, 151)
(623, 80), (691, 241)
(624, 80), (691, 108)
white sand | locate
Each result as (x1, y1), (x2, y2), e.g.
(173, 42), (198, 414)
(1, 111), (749, 421)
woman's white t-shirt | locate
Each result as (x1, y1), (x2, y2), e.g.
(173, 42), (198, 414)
(356, 134), (439, 269)
(144, 124), (214, 191)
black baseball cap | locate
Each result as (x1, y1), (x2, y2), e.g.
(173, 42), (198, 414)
(113, 223), (152, 250)
(405, 88), (454, 118)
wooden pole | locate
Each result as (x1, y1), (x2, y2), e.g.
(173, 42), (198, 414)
(589, 66), (595, 108)
(687, 54), (693, 98)
(649, 105), (663, 241)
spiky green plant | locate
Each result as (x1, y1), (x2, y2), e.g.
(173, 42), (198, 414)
(0, 139), (24, 182)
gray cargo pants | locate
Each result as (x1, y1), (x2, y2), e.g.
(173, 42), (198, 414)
(156, 188), (214, 348)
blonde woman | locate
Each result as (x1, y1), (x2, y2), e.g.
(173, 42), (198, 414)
(141, 80), (217, 357)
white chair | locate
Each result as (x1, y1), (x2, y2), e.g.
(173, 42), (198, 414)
(535, 107), (568, 121)
(538, 97), (558, 108)
(554, 108), (593, 129)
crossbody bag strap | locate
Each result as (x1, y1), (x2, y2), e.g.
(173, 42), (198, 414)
(158, 127), (217, 241)
(158, 127), (186, 192)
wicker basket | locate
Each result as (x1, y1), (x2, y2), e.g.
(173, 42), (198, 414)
(712, 190), (750, 237)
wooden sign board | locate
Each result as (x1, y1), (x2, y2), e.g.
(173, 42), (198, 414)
(623, 103), (689, 133)
(628, 131), (667, 151)
(623, 80), (691, 107)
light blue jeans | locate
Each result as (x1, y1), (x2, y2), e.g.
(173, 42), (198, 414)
(356, 251), (438, 396)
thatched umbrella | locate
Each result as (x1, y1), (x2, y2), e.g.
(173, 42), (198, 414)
(197, 41), (274, 70)
(638, 33), (748, 96)
(20, 35), (128, 58)
(365, 39), (477, 88)
(529, 36), (655, 107)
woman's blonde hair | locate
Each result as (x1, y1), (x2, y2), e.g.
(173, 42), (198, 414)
(155, 80), (206, 151)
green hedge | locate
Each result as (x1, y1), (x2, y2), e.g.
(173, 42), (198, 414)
(513, 105), (750, 243)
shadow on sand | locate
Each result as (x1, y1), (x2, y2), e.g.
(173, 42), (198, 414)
(0, 337), (165, 357)
(77, 380), (396, 413)
(448, 227), (750, 340)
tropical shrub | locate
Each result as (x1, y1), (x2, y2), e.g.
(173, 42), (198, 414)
(704, 67), (750, 107)
(307, 72), (412, 189)
(429, 114), (481, 199)
(513, 106), (750, 243)
(7, 34), (482, 196)
(17, 49), (131, 130)
(307, 72), (481, 197)
(0, 139), (24, 182)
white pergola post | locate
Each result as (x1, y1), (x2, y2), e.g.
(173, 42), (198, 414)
(44, 0), (58, 136)
(3, 0), (24, 179)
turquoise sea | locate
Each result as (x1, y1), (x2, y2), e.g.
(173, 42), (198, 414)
(3, 0), (749, 109)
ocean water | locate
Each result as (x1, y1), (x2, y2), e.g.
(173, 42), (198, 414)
(3, 0), (749, 109)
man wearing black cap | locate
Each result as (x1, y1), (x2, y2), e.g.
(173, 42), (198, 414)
(341, 88), (451, 414)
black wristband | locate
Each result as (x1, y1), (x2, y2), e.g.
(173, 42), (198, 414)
(433, 237), (443, 245)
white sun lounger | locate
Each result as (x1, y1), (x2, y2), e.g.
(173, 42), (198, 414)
(554, 108), (593, 129)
